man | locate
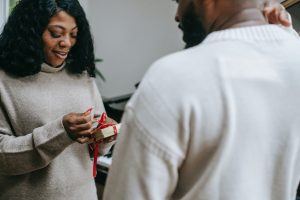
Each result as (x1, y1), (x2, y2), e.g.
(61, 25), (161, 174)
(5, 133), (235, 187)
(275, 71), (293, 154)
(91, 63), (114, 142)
(103, 0), (300, 199)
(179, 1), (292, 48)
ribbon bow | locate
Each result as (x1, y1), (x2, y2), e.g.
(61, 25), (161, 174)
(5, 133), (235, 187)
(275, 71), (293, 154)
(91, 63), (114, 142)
(90, 112), (118, 177)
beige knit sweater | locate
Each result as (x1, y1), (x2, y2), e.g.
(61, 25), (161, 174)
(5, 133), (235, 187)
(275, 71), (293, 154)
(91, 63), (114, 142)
(0, 63), (105, 200)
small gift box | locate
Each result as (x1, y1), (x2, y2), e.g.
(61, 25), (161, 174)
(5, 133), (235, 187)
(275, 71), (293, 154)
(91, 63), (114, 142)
(86, 110), (120, 177)
(88, 123), (121, 144)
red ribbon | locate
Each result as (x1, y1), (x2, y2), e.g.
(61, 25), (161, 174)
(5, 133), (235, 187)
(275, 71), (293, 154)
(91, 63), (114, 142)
(90, 112), (118, 177)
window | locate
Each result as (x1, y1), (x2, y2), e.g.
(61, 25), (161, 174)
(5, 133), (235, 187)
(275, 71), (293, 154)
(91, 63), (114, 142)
(0, 0), (8, 32)
(9, 0), (18, 13)
(0, 0), (18, 31)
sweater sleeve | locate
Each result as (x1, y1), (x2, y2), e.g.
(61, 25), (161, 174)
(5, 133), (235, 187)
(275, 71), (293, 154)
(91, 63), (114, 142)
(0, 104), (74, 176)
(103, 71), (187, 199)
(103, 109), (179, 200)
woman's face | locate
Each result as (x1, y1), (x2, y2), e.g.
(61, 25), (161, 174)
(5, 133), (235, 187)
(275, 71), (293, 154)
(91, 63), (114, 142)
(42, 11), (78, 67)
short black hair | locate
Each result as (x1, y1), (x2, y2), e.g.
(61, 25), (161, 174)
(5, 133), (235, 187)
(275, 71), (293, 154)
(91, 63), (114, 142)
(0, 0), (96, 77)
(179, 2), (206, 49)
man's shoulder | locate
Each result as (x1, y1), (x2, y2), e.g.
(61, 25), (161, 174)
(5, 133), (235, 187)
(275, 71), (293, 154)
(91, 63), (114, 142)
(136, 44), (222, 99)
(148, 44), (217, 75)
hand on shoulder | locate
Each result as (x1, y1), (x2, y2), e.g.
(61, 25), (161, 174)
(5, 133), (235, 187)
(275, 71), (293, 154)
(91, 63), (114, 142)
(263, 3), (291, 27)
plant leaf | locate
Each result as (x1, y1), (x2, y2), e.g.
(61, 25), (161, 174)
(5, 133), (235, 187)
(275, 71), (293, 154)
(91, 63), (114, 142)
(95, 68), (106, 81)
(95, 58), (103, 62)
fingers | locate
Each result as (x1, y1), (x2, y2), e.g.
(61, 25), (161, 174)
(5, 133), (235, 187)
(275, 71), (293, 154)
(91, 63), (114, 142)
(279, 11), (291, 27)
(77, 127), (94, 137)
(76, 137), (90, 144)
(264, 7), (280, 23)
(63, 111), (94, 143)
(73, 113), (92, 124)
(263, 4), (291, 27)
(76, 128), (95, 144)
(68, 121), (93, 132)
(66, 112), (118, 144)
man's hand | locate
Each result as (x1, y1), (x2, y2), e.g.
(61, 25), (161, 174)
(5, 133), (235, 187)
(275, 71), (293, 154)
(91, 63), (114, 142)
(63, 111), (93, 144)
(263, 3), (291, 27)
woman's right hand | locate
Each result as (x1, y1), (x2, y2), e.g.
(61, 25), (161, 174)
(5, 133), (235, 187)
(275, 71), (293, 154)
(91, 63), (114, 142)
(63, 111), (93, 144)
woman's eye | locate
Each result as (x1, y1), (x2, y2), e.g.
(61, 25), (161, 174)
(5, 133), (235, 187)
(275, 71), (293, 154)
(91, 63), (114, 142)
(50, 32), (61, 38)
(71, 34), (77, 39)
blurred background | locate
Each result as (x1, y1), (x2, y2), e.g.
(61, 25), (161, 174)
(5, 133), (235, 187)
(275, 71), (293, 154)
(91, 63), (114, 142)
(1, 0), (299, 101)
(1, 0), (300, 199)
(0, 0), (184, 99)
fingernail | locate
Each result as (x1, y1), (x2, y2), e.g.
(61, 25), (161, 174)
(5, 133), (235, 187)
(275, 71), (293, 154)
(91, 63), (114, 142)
(84, 108), (93, 116)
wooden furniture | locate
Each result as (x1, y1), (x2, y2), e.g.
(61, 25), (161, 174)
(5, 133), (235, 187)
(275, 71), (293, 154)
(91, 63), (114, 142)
(282, 0), (300, 8)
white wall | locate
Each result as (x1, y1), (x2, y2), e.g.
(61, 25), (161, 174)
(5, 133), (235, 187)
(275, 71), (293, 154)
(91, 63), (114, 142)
(85, 0), (184, 98)
(78, 0), (88, 12)
(1, 0), (88, 32)
(1, 1), (183, 99)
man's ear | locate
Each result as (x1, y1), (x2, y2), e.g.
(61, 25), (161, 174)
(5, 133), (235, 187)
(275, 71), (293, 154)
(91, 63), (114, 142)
(193, 0), (217, 31)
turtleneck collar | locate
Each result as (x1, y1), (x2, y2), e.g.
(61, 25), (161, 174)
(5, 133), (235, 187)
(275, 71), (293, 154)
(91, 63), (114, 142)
(202, 25), (298, 44)
(41, 62), (65, 73)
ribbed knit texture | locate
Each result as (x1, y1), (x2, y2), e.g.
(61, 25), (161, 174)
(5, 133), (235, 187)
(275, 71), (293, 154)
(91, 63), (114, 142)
(104, 25), (300, 200)
(0, 63), (105, 200)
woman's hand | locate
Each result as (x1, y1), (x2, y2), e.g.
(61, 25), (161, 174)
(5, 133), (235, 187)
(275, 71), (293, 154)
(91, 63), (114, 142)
(263, 3), (291, 27)
(63, 111), (93, 144)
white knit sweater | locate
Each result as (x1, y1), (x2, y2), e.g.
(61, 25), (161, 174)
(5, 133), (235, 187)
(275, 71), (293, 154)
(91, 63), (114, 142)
(104, 25), (300, 200)
(0, 63), (105, 200)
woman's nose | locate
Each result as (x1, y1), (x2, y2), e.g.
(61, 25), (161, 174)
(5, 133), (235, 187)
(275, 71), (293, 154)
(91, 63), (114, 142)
(59, 37), (72, 48)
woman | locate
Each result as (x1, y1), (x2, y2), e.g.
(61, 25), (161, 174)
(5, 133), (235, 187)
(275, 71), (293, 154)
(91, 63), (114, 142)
(0, 0), (114, 199)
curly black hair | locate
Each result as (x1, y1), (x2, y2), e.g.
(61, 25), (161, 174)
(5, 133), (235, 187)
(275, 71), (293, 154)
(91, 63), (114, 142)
(0, 0), (95, 77)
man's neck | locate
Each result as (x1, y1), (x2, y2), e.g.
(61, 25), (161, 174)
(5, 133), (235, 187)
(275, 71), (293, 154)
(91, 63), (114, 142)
(208, 8), (267, 33)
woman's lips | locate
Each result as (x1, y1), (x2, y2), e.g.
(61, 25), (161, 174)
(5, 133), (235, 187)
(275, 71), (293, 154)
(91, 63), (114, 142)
(53, 50), (68, 59)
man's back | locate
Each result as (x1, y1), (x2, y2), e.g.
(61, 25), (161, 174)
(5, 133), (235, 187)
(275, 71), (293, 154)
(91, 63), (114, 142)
(104, 25), (300, 200)
(170, 25), (300, 199)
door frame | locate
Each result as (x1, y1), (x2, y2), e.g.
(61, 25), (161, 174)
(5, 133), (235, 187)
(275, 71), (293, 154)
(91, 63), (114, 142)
(282, 0), (300, 8)
(0, 0), (9, 32)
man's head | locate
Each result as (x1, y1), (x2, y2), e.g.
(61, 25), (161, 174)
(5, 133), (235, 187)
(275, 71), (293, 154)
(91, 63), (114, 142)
(175, 0), (206, 48)
(175, 0), (270, 47)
